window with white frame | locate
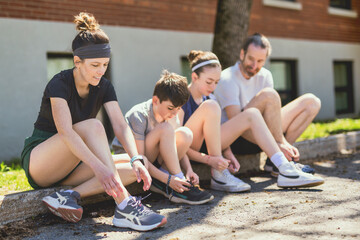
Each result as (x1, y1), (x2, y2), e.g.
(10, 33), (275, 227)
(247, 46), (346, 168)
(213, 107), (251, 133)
(262, 0), (302, 11)
(328, 0), (357, 18)
(330, 0), (352, 10)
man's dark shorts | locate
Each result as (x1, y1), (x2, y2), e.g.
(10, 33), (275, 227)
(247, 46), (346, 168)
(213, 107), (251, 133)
(199, 136), (262, 156)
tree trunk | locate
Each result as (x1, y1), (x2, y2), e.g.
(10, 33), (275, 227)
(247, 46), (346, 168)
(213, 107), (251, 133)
(212, 0), (253, 69)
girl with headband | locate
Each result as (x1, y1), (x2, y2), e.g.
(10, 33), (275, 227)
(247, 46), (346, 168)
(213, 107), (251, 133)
(20, 12), (166, 231)
(178, 50), (324, 192)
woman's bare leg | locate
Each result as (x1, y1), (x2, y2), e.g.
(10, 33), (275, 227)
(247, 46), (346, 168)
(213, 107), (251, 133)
(185, 100), (222, 156)
(221, 108), (280, 158)
(29, 119), (130, 203)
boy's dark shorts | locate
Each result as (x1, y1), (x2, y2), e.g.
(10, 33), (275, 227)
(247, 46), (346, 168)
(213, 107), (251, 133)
(21, 128), (82, 189)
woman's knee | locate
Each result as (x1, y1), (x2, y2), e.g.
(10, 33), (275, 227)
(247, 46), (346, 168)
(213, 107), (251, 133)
(74, 119), (106, 137)
(176, 127), (193, 146)
(242, 108), (262, 123)
(200, 99), (221, 115)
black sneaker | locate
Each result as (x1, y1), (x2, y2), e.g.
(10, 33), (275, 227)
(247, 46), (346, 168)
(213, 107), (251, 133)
(150, 178), (214, 205)
(264, 157), (316, 177)
(113, 196), (167, 231)
(42, 190), (83, 222)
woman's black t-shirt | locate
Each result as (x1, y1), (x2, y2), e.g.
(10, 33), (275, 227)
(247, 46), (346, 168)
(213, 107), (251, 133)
(34, 68), (117, 133)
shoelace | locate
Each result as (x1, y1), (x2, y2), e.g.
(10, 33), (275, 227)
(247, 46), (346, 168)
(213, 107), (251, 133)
(222, 170), (235, 180)
(130, 194), (154, 216)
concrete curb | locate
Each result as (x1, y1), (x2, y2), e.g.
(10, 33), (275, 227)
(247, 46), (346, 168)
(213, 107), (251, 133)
(1, 131), (359, 225)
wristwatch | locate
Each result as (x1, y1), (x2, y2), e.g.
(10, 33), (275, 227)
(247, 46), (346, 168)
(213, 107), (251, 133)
(130, 155), (144, 167)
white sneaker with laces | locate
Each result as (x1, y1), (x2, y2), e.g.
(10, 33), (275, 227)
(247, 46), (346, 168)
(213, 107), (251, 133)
(277, 161), (324, 188)
(211, 169), (251, 192)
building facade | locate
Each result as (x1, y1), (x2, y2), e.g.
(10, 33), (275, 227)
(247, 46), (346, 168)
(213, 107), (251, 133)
(0, 0), (359, 161)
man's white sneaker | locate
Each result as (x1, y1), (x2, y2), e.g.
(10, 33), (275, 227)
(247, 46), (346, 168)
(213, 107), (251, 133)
(277, 162), (324, 188)
(211, 169), (251, 192)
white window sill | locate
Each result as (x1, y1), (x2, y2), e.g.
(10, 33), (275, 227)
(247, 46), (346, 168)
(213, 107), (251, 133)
(328, 7), (358, 18)
(263, 0), (302, 11)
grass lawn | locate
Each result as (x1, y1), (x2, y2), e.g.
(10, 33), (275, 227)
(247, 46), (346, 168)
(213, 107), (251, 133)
(1, 118), (359, 195)
(298, 118), (360, 141)
(0, 162), (32, 195)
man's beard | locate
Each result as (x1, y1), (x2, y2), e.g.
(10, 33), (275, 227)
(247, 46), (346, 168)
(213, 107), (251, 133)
(241, 62), (260, 78)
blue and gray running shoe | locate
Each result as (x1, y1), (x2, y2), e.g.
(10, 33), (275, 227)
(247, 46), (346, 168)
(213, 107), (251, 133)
(113, 196), (167, 231)
(150, 178), (214, 205)
(264, 158), (315, 177)
(42, 190), (83, 223)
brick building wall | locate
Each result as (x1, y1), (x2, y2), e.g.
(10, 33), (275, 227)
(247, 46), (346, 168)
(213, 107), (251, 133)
(0, 0), (217, 32)
(0, 0), (360, 42)
(249, 0), (360, 43)
(0, 0), (359, 43)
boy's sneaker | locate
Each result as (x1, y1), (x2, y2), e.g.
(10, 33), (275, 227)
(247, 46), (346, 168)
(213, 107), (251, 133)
(277, 161), (324, 188)
(150, 178), (214, 205)
(211, 169), (251, 192)
(113, 196), (167, 231)
(264, 158), (315, 177)
(42, 190), (83, 223)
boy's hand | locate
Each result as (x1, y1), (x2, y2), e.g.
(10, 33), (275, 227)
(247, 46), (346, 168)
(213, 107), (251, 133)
(169, 176), (192, 193)
(186, 170), (199, 185)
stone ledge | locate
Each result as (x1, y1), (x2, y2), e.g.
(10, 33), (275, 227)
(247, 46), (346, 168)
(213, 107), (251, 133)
(1, 131), (359, 225)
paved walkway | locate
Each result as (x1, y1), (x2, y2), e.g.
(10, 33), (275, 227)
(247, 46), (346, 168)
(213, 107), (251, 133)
(1, 151), (360, 240)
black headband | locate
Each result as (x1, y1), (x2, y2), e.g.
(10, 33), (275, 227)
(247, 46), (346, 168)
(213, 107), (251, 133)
(73, 43), (111, 59)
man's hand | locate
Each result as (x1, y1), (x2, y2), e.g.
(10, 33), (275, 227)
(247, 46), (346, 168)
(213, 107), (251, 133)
(278, 142), (300, 161)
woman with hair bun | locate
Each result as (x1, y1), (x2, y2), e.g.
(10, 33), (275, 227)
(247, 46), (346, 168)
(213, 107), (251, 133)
(20, 12), (166, 231)
(178, 50), (324, 192)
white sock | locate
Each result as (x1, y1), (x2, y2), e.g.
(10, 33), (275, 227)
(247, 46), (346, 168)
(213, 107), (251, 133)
(118, 196), (133, 210)
(64, 190), (74, 194)
(159, 166), (170, 174)
(270, 152), (288, 168)
(160, 166), (185, 179)
(174, 172), (185, 179)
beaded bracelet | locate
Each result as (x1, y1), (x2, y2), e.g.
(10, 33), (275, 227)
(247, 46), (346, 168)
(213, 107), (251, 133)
(166, 174), (173, 198)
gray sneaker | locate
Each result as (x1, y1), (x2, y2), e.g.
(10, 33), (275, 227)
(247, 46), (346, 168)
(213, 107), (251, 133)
(113, 196), (167, 231)
(42, 190), (83, 223)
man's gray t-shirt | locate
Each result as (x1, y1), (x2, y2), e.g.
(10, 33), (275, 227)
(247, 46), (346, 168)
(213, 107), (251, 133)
(112, 99), (158, 153)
